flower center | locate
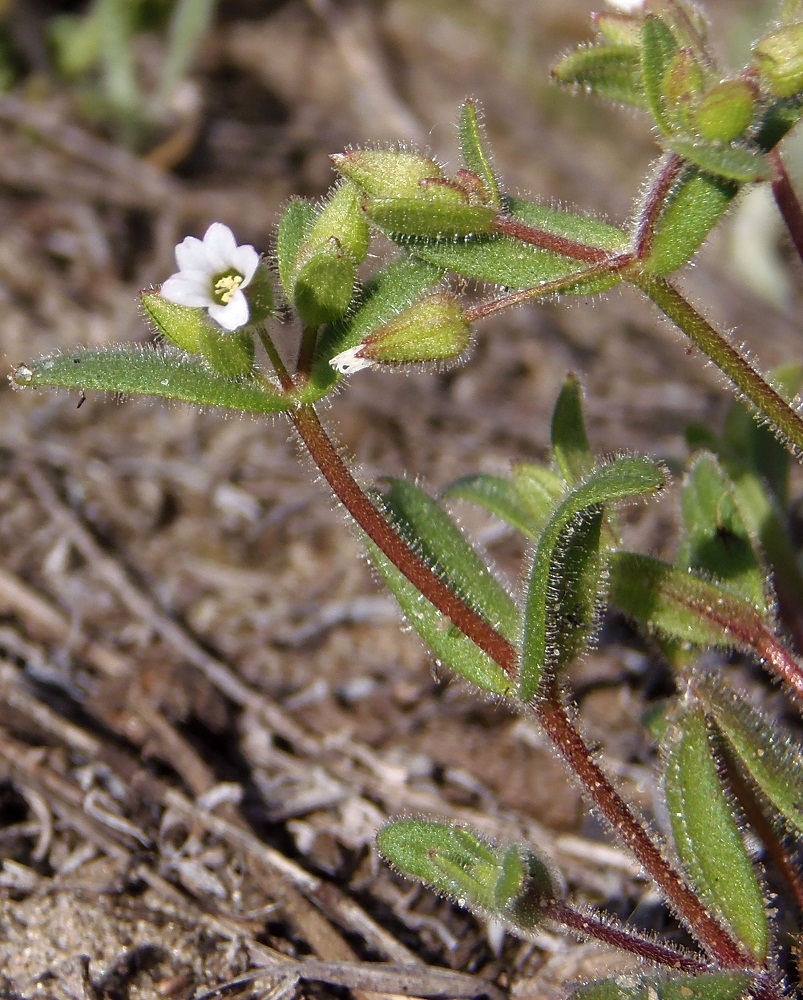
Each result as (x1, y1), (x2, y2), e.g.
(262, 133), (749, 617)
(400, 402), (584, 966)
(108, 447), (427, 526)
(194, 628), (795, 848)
(212, 269), (245, 306)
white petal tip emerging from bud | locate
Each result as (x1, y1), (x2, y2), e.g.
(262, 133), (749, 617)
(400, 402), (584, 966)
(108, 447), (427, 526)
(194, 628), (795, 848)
(329, 346), (377, 375)
(605, 0), (644, 10)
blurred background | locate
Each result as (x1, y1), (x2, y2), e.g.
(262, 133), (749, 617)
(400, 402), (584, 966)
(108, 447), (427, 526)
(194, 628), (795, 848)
(0, 1), (800, 995)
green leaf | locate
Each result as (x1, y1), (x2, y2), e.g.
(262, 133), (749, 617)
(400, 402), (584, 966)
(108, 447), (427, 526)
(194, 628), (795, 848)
(644, 163), (738, 275)
(458, 100), (501, 207)
(663, 707), (768, 960)
(699, 674), (803, 840)
(313, 257), (443, 382)
(377, 820), (555, 930)
(641, 15), (680, 133)
(445, 472), (552, 540)
(520, 456), (666, 700)
(570, 972), (754, 1000)
(377, 479), (518, 640)
(276, 197), (316, 301)
(551, 375), (594, 483)
(11, 346), (296, 413)
(552, 43), (647, 109)
(513, 464), (568, 529)
(678, 453), (768, 612)
(397, 197), (628, 292)
(666, 137), (771, 183)
(609, 551), (767, 650)
(363, 478), (518, 697)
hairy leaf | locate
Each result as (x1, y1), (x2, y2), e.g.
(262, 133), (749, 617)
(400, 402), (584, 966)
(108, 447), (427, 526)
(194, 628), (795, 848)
(458, 99), (501, 207)
(641, 15), (679, 133)
(570, 971), (753, 1000)
(276, 197), (316, 300)
(552, 42), (647, 109)
(666, 137), (770, 183)
(663, 707), (768, 960)
(551, 374), (595, 483)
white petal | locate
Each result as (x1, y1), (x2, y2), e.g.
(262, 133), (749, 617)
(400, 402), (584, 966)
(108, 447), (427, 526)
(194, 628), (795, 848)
(232, 244), (260, 286)
(329, 346), (375, 375)
(161, 272), (213, 307)
(209, 289), (250, 330)
(174, 235), (208, 272)
(203, 222), (239, 272)
(605, 0), (644, 9)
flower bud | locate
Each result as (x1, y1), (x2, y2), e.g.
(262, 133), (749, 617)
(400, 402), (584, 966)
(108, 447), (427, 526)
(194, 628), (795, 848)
(306, 181), (370, 265)
(753, 24), (803, 98)
(329, 292), (471, 374)
(141, 289), (206, 353)
(198, 327), (255, 378)
(293, 241), (357, 327)
(331, 148), (443, 198)
(694, 79), (757, 142)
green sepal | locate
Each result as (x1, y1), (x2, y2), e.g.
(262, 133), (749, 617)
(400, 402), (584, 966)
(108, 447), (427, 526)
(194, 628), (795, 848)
(140, 289), (207, 353)
(643, 163), (738, 275)
(292, 243), (357, 327)
(11, 345), (295, 413)
(363, 478), (517, 697)
(358, 292), (470, 365)
(306, 180), (370, 264)
(678, 453), (768, 612)
(377, 820), (556, 931)
(663, 707), (769, 961)
(694, 81), (757, 143)
(276, 197), (317, 302)
(331, 148), (442, 197)
(698, 674), (803, 840)
(665, 137), (770, 183)
(520, 456), (666, 700)
(197, 326), (255, 378)
(401, 197), (628, 291)
(753, 23), (803, 98)
(551, 43), (647, 110)
(459, 100), (501, 208)
(608, 551), (767, 651)
(314, 257), (443, 382)
(551, 374), (594, 483)
(367, 197), (496, 239)
(641, 15), (681, 133)
(570, 971), (754, 1000)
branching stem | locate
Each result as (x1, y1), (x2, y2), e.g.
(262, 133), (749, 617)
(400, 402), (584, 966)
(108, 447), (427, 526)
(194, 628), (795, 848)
(768, 148), (803, 265)
(492, 214), (612, 263)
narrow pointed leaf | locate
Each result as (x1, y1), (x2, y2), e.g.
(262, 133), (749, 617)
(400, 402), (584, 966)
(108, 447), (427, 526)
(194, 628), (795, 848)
(513, 464), (567, 529)
(377, 820), (555, 931)
(552, 43), (647, 109)
(678, 453), (767, 612)
(663, 708), (768, 960)
(641, 16), (679, 133)
(459, 100), (501, 207)
(362, 478), (517, 697)
(11, 346), (295, 413)
(276, 197), (316, 300)
(551, 375), (594, 483)
(570, 972), (753, 1000)
(377, 479), (518, 640)
(644, 164), (738, 275)
(520, 456), (666, 700)
(398, 197), (628, 291)
(444, 468), (562, 541)
(609, 551), (767, 650)
(666, 137), (771, 183)
(699, 675), (803, 839)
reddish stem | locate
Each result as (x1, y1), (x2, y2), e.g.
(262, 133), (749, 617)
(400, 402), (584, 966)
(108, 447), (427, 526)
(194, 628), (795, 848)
(492, 214), (611, 264)
(535, 678), (758, 970)
(634, 152), (685, 261)
(290, 405), (518, 676)
(546, 900), (710, 973)
(768, 148), (803, 266)
(290, 403), (761, 969)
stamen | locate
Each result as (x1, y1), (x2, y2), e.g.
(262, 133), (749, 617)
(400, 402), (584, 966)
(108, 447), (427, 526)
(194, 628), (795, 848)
(213, 272), (244, 305)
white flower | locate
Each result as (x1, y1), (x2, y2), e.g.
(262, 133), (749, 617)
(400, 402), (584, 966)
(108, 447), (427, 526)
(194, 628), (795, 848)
(329, 345), (376, 375)
(160, 223), (260, 331)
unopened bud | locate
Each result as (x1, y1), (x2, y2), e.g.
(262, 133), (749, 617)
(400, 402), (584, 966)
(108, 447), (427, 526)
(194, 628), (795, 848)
(293, 241), (357, 327)
(329, 292), (470, 374)
(694, 79), (757, 142)
(753, 24), (803, 98)
(306, 181), (370, 264)
(331, 148), (443, 198)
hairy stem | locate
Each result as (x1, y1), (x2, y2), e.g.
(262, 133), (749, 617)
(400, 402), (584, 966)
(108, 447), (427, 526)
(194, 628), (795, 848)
(291, 403), (761, 968)
(465, 255), (634, 323)
(634, 275), (803, 458)
(768, 148), (803, 265)
(492, 214), (612, 263)
(546, 900), (709, 973)
(290, 405), (518, 676)
(634, 152), (685, 261)
(535, 677), (758, 969)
